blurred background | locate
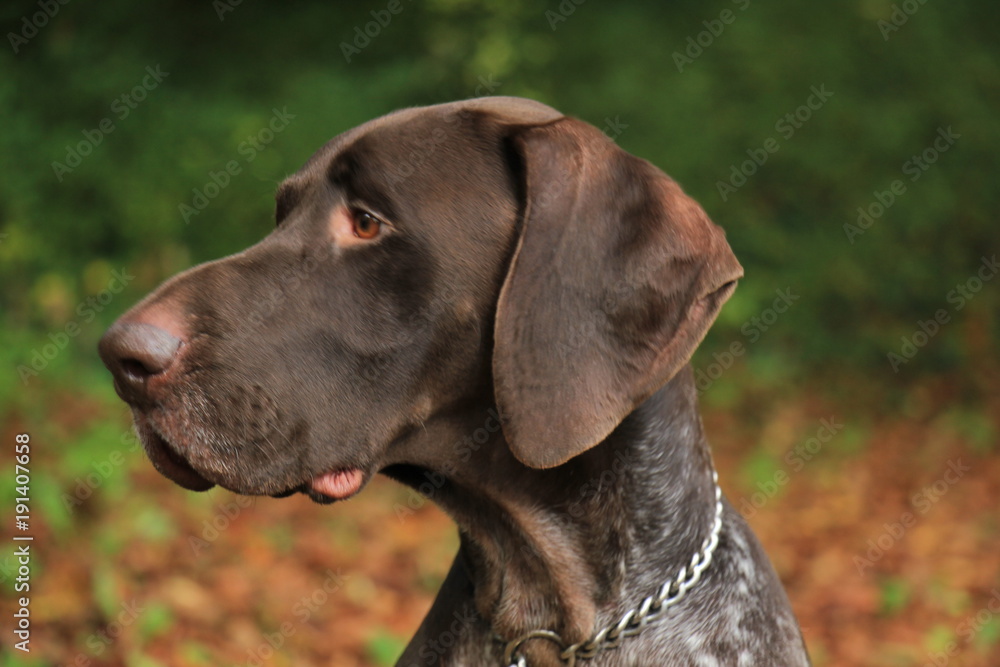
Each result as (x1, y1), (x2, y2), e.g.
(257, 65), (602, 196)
(1, 1), (998, 665)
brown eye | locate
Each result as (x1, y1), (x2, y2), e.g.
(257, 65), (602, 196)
(352, 210), (383, 240)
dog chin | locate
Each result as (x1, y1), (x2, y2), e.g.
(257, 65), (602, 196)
(135, 412), (369, 500)
(134, 416), (216, 492)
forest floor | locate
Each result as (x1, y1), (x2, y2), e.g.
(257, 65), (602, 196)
(1, 373), (998, 667)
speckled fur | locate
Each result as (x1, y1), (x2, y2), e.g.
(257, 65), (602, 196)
(396, 368), (810, 666)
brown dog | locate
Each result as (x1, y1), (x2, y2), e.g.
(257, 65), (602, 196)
(100, 97), (809, 665)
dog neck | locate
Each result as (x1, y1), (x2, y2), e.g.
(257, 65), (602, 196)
(385, 365), (719, 663)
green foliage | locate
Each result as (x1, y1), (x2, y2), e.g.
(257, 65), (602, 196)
(740, 450), (784, 490)
(879, 576), (912, 616)
(125, 652), (170, 667)
(0, 653), (44, 667)
(974, 616), (1000, 652)
(178, 642), (216, 666)
(130, 502), (179, 542)
(938, 407), (998, 453)
(2, 0), (996, 391)
(924, 623), (958, 653)
(33, 469), (74, 535)
(365, 628), (409, 667)
(92, 561), (121, 618)
(137, 603), (176, 643)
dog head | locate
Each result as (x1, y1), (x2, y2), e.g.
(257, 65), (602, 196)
(99, 97), (741, 501)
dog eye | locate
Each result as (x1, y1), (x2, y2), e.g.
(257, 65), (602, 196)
(351, 210), (383, 240)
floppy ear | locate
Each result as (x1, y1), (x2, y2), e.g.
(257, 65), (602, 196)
(493, 118), (743, 469)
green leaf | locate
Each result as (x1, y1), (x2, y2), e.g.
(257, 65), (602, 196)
(137, 602), (175, 641)
(92, 563), (120, 619)
(365, 629), (408, 667)
(879, 577), (911, 616)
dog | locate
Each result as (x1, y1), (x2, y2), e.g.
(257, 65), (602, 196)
(99, 96), (810, 665)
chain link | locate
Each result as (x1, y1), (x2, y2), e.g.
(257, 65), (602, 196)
(503, 472), (724, 667)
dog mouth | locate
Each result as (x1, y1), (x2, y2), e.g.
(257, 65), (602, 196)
(134, 413), (368, 502)
(135, 416), (216, 492)
(133, 410), (369, 502)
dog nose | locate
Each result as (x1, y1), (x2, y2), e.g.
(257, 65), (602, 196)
(99, 322), (182, 402)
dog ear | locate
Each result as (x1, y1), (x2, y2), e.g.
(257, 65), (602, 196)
(493, 118), (743, 469)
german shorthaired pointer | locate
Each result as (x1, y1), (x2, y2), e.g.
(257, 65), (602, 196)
(99, 97), (810, 665)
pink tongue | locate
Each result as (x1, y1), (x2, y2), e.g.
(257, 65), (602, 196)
(310, 468), (364, 500)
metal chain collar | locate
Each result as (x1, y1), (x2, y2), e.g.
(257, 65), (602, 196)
(502, 471), (724, 667)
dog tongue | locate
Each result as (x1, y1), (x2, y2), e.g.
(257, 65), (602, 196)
(310, 469), (364, 500)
